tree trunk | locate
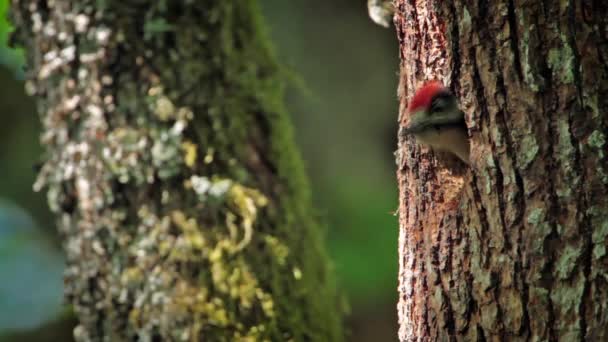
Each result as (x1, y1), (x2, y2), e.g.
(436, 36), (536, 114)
(11, 1), (343, 341)
(395, 0), (608, 341)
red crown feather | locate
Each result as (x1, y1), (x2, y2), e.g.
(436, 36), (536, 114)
(407, 81), (447, 113)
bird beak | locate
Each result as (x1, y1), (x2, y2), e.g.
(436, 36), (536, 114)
(401, 111), (426, 135)
(399, 119), (423, 142)
(401, 123), (421, 135)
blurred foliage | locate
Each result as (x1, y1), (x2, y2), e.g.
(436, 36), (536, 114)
(261, 0), (399, 302)
(0, 0), (399, 340)
(0, 201), (64, 333)
(0, 0), (24, 76)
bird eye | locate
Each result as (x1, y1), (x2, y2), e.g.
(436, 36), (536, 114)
(430, 97), (446, 114)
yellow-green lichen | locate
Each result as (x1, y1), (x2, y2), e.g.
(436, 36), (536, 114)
(121, 266), (144, 287)
(170, 210), (207, 260)
(556, 118), (576, 174)
(554, 242), (582, 279)
(593, 244), (606, 260)
(592, 221), (608, 243)
(460, 7), (471, 31)
(264, 235), (289, 266)
(181, 140), (197, 168)
(227, 183), (268, 251)
(549, 273), (586, 340)
(527, 208), (552, 253)
(519, 13), (540, 92)
(550, 278), (585, 312)
(547, 36), (575, 84)
(527, 208), (545, 226)
(519, 135), (539, 168)
(588, 130), (606, 152)
(154, 95), (176, 121)
(292, 267), (302, 280)
(592, 221), (608, 259)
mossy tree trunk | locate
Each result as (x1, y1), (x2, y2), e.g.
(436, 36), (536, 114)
(394, 0), (608, 340)
(11, 1), (343, 340)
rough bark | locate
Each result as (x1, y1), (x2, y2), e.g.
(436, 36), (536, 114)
(10, 1), (343, 341)
(395, 0), (608, 341)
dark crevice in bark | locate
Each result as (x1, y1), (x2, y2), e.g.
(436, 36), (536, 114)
(470, 53), (492, 265)
(507, 0), (524, 81)
(541, 0), (551, 21)
(533, 15), (558, 341)
(576, 132), (594, 342)
(471, 3), (489, 132)
(470, 179), (490, 267)
(593, 0), (608, 75)
(442, 273), (456, 335)
(577, 142), (593, 341)
(511, 172), (527, 340)
(492, 157), (509, 248)
(595, 45), (608, 77)
(462, 284), (475, 335)
(477, 324), (487, 342)
(477, 0), (488, 22)
(538, 119), (560, 341)
(461, 214), (474, 335)
(567, 0), (584, 105)
(491, 271), (507, 340)
(474, 5), (518, 338)
(447, 1), (461, 93)
(436, 217), (457, 337)
(494, 73), (530, 338)
(421, 273), (431, 337)
(491, 3), (543, 332)
(410, 0), (422, 81)
(563, 1), (593, 335)
(471, 2), (510, 288)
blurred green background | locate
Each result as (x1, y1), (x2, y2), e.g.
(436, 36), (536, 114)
(0, 1), (399, 340)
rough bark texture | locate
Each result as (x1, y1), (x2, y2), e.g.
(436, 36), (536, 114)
(395, 0), (608, 340)
(11, 1), (343, 341)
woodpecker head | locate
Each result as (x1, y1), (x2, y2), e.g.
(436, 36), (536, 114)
(402, 81), (470, 164)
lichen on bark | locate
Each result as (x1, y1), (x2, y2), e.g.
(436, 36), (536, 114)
(10, 0), (343, 341)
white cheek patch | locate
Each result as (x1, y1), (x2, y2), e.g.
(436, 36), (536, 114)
(413, 126), (470, 164)
(414, 129), (442, 147)
(414, 126), (463, 150)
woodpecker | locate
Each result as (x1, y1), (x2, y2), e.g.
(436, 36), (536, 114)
(401, 81), (470, 164)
